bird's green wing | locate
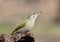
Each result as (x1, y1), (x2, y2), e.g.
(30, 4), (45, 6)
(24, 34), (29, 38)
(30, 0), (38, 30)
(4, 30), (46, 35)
(11, 20), (28, 35)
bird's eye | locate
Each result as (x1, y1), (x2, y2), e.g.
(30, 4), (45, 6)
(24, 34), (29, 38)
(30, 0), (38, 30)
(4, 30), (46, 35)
(33, 12), (35, 15)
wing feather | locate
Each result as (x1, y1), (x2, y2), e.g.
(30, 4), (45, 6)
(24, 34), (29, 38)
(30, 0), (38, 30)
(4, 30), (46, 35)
(11, 20), (28, 35)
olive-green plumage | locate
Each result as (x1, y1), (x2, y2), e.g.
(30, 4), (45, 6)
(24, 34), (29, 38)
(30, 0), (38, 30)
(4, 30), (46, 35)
(11, 20), (28, 35)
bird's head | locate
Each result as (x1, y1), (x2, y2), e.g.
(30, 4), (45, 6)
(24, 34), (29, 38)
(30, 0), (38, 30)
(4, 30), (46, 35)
(28, 12), (39, 20)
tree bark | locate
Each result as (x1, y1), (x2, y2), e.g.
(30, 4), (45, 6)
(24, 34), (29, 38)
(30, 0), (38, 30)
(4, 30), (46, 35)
(0, 33), (34, 42)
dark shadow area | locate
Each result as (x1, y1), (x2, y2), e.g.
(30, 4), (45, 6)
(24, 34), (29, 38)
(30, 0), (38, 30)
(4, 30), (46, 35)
(17, 35), (34, 42)
(0, 36), (5, 42)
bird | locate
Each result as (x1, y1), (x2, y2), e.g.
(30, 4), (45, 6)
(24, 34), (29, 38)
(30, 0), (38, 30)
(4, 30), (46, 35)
(11, 12), (39, 35)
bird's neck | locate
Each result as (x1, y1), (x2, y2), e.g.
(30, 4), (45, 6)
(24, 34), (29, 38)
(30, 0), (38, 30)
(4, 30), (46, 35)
(26, 18), (36, 28)
(30, 18), (36, 24)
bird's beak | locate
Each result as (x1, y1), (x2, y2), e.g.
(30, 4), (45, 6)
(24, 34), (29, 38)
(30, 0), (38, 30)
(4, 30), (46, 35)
(40, 11), (42, 13)
(36, 12), (39, 16)
(37, 11), (42, 16)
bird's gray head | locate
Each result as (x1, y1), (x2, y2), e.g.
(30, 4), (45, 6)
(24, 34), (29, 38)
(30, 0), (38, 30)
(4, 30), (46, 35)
(28, 12), (39, 20)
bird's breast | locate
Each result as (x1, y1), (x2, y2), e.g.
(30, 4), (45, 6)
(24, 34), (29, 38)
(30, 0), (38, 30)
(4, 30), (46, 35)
(25, 20), (35, 30)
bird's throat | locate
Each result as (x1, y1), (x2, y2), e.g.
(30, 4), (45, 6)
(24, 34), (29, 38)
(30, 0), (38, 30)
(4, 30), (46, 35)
(26, 19), (36, 30)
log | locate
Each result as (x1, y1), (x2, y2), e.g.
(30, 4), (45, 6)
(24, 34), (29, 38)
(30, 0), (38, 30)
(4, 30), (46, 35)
(0, 33), (34, 42)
